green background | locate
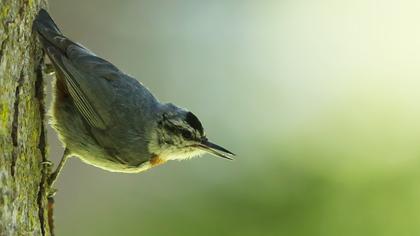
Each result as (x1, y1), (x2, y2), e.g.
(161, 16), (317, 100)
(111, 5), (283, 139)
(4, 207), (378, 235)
(47, 0), (420, 235)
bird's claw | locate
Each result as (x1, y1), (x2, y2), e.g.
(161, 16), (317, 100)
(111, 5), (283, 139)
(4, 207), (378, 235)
(43, 63), (55, 75)
(41, 160), (53, 166)
(48, 187), (58, 198)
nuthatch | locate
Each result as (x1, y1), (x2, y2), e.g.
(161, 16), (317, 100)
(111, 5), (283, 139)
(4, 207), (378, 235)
(33, 9), (235, 188)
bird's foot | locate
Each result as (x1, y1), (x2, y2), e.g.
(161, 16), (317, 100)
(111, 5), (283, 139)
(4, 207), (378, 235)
(47, 187), (58, 198)
(43, 63), (55, 75)
(40, 161), (57, 197)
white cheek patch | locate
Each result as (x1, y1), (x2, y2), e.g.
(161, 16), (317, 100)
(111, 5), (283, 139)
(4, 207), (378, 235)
(164, 147), (206, 161)
(148, 118), (206, 162)
(151, 144), (206, 162)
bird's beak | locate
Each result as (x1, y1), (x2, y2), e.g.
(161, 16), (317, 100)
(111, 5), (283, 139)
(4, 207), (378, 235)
(197, 140), (235, 160)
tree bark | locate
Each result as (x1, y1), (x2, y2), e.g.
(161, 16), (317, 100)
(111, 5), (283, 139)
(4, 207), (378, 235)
(0, 0), (51, 235)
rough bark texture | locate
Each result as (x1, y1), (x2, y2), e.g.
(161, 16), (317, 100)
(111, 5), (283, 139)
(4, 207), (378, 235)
(0, 0), (50, 235)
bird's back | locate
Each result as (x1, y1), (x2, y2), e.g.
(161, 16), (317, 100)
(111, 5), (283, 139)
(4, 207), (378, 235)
(34, 9), (161, 170)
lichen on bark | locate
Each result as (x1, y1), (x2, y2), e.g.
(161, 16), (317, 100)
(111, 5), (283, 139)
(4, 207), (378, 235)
(0, 0), (51, 235)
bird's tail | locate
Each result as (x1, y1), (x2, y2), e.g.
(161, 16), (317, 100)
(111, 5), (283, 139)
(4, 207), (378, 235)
(33, 9), (73, 53)
(33, 9), (61, 36)
(33, 9), (74, 98)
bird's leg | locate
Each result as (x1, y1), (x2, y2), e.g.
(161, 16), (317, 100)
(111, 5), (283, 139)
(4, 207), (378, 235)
(48, 148), (71, 196)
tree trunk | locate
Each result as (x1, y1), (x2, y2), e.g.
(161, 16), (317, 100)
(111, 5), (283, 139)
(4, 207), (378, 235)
(0, 0), (51, 235)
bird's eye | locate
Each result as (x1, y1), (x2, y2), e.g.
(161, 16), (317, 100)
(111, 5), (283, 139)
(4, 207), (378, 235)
(181, 130), (193, 139)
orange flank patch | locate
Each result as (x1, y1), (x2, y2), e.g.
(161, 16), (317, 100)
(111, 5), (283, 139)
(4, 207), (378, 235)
(150, 155), (166, 167)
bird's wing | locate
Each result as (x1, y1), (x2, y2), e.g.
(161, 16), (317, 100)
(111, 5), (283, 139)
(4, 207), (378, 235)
(62, 54), (112, 129)
(35, 9), (120, 130)
(42, 41), (120, 130)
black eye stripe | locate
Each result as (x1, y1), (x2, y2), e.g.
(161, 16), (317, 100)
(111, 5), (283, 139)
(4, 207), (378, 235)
(161, 112), (202, 139)
(181, 130), (193, 139)
(163, 124), (193, 139)
(163, 124), (178, 134)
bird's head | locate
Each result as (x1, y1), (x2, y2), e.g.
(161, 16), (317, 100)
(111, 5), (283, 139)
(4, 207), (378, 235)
(148, 103), (235, 161)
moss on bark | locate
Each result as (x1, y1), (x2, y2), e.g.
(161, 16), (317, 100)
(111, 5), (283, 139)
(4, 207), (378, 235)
(0, 0), (51, 235)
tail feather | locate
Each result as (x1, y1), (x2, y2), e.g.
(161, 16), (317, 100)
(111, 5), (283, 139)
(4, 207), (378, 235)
(34, 9), (74, 54)
(33, 9), (72, 97)
(33, 9), (61, 35)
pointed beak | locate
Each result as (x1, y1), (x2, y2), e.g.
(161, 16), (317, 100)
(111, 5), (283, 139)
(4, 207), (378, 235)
(197, 140), (235, 160)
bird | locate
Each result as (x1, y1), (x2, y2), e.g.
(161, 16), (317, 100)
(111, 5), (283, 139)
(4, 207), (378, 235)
(33, 9), (235, 188)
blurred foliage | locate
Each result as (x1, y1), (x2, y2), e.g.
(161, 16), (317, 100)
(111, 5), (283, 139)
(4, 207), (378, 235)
(46, 0), (420, 235)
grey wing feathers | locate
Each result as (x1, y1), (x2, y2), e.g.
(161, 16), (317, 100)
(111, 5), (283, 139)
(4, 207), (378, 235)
(45, 45), (114, 129)
(59, 57), (109, 129)
(35, 10), (124, 130)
